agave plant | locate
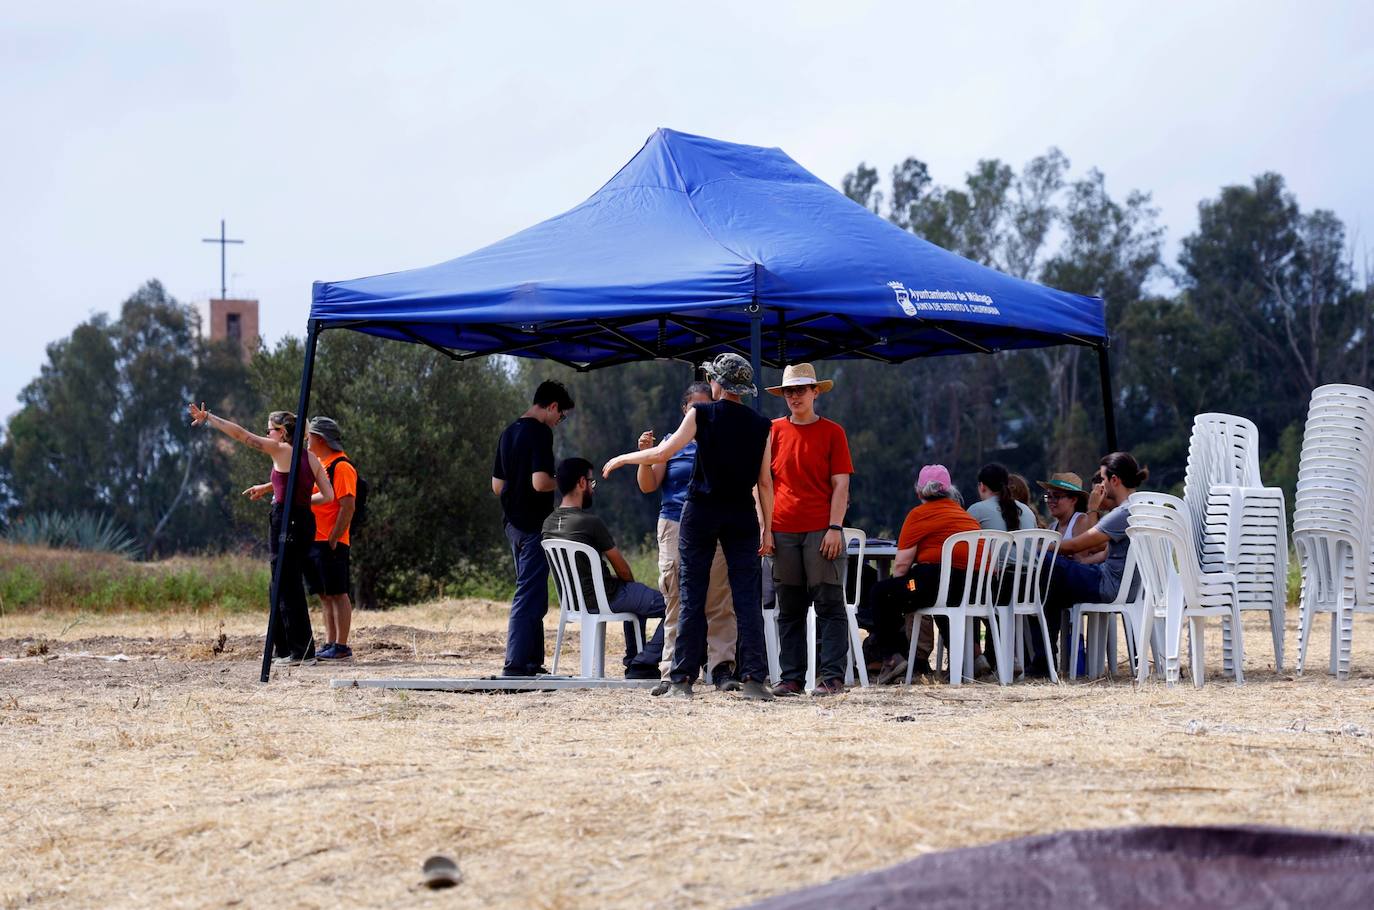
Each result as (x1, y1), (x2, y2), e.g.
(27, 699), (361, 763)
(4, 511), (139, 559)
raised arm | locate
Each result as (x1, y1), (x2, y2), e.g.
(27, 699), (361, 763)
(188, 402), (284, 455)
(603, 409), (697, 477)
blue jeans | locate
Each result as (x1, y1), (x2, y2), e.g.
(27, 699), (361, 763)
(670, 499), (766, 684)
(607, 581), (666, 669)
(1036, 556), (1106, 663)
(504, 521), (549, 675)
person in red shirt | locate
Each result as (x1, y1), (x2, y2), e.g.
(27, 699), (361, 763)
(859, 464), (980, 683)
(765, 363), (855, 696)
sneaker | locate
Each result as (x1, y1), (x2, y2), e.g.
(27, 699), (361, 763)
(625, 663), (661, 680)
(273, 652), (316, 667)
(712, 662), (742, 692)
(770, 679), (804, 697)
(739, 679), (775, 701)
(316, 643), (337, 659)
(876, 655), (908, 685)
(665, 681), (694, 699)
(812, 677), (846, 696)
(649, 679), (673, 697)
(319, 643), (352, 661)
(973, 655), (993, 679)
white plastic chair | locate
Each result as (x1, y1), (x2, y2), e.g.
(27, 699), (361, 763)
(1062, 546), (1147, 681)
(804, 528), (870, 691)
(542, 539), (645, 678)
(1293, 383), (1374, 678)
(1003, 529), (1061, 683)
(906, 530), (1013, 686)
(1183, 413), (1289, 671)
(1126, 492), (1244, 687)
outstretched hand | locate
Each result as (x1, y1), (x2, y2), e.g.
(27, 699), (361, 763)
(188, 401), (209, 426)
(602, 455), (624, 479)
(242, 483), (271, 501)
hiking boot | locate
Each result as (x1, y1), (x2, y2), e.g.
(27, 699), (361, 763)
(319, 643), (352, 661)
(909, 657), (935, 680)
(770, 679), (804, 697)
(876, 655), (908, 685)
(812, 677), (846, 696)
(665, 681), (694, 699)
(649, 679), (673, 697)
(712, 662), (742, 691)
(625, 663), (661, 680)
(973, 654), (994, 679)
(739, 679), (775, 701)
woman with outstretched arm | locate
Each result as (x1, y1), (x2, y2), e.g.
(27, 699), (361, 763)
(188, 403), (333, 665)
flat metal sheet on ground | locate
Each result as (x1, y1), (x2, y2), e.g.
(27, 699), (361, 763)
(329, 675), (659, 692)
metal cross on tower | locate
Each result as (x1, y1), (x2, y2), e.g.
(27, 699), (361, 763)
(201, 219), (244, 300)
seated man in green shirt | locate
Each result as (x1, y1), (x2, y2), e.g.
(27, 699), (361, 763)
(541, 457), (666, 679)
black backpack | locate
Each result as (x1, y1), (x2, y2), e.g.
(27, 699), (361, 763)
(325, 456), (369, 529)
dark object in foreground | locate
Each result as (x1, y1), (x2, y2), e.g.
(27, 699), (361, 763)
(740, 825), (1374, 910)
(422, 854), (460, 889)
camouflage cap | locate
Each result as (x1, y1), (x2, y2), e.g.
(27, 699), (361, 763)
(700, 352), (757, 397)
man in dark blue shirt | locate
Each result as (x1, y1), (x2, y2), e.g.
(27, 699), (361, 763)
(492, 380), (574, 676)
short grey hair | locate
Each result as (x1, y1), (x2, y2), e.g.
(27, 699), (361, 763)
(916, 481), (964, 506)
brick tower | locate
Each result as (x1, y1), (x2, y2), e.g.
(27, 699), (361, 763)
(208, 298), (259, 360)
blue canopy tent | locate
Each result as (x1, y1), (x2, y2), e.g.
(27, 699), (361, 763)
(260, 128), (1115, 681)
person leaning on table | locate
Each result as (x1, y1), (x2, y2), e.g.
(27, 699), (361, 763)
(1030, 452), (1149, 677)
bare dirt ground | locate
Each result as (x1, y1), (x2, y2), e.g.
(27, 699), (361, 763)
(1, 601), (1371, 910)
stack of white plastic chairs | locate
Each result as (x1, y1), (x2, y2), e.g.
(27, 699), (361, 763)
(1293, 384), (1374, 679)
(1182, 414), (1288, 672)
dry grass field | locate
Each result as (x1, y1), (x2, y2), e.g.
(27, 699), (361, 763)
(1, 600), (1371, 909)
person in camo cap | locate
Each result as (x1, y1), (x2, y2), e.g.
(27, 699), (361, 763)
(603, 353), (776, 700)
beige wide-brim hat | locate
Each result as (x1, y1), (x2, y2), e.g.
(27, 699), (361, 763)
(766, 362), (834, 396)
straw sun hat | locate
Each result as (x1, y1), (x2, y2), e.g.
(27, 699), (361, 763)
(765, 362), (834, 396)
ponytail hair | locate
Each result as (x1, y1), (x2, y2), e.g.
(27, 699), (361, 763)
(268, 410), (297, 441)
(1100, 452), (1149, 489)
(977, 462), (1022, 530)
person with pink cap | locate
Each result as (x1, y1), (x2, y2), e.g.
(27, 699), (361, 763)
(857, 464), (979, 683)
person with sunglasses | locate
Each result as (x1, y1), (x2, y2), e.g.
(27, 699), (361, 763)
(1032, 452), (1149, 676)
(491, 379), (575, 677)
(187, 404), (335, 665)
(1036, 472), (1100, 562)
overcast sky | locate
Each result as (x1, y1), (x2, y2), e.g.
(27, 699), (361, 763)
(3, 1), (1371, 419)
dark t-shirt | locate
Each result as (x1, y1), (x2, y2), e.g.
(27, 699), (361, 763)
(492, 417), (555, 533)
(541, 506), (624, 603)
(687, 399), (771, 508)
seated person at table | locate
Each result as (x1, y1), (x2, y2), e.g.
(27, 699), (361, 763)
(858, 465), (979, 683)
(542, 458), (666, 679)
(1030, 452), (1148, 677)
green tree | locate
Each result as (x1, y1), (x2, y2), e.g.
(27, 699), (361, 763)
(240, 332), (524, 607)
(0, 281), (248, 555)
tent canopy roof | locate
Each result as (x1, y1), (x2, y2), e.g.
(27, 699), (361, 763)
(310, 128), (1105, 370)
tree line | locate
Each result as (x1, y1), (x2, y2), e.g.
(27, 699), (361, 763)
(1, 151), (1369, 606)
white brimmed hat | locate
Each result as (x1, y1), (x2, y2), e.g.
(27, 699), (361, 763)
(766, 362), (834, 396)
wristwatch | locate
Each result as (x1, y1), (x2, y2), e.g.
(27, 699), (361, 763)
(827, 524), (842, 531)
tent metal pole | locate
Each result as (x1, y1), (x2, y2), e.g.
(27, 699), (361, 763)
(260, 318), (322, 683)
(748, 305), (763, 412)
(1097, 342), (1119, 453)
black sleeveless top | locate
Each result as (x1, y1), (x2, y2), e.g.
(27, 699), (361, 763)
(687, 399), (771, 508)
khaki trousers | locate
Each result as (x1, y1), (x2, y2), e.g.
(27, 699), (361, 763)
(657, 516), (737, 675)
